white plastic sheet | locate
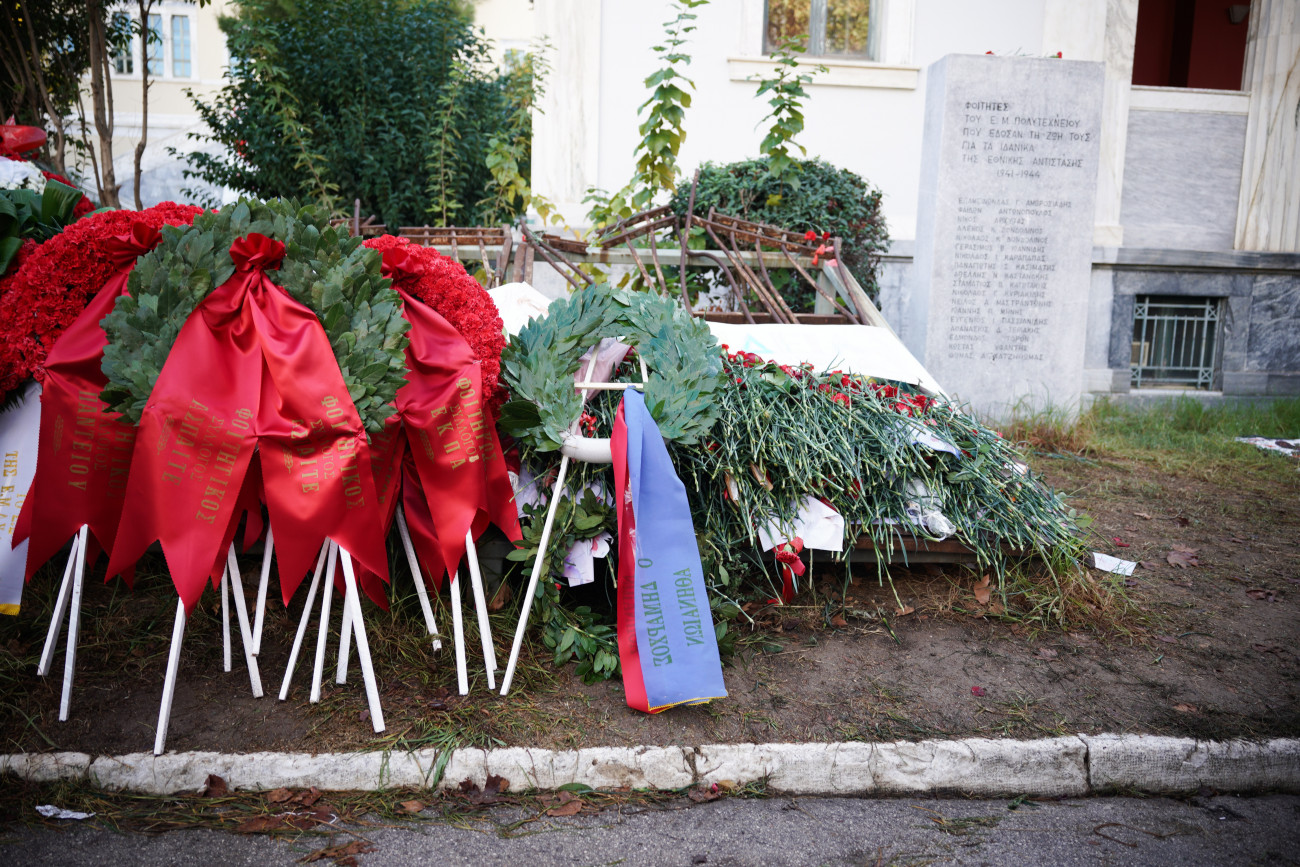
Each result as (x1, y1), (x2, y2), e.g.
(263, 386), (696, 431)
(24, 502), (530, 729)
(707, 322), (946, 396)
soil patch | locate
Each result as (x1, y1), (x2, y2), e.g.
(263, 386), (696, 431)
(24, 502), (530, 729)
(2, 447), (1297, 756)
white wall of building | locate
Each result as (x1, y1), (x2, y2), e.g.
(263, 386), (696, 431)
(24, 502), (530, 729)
(525, 0), (1052, 239)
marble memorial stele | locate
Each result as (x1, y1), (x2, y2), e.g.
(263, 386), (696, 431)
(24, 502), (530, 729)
(905, 53), (1104, 419)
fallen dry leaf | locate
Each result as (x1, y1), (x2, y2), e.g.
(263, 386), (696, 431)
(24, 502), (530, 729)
(1157, 635), (1179, 644)
(1133, 511), (1152, 520)
(545, 791), (583, 817)
(201, 774), (228, 798)
(1246, 588), (1279, 603)
(266, 788), (293, 804)
(399, 800), (426, 814)
(235, 815), (287, 834)
(301, 840), (376, 864)
(1172, 703), (1198, 714)
(895, 605), (915, 617)
(1138, 560), (1161, 571)
(688, 785), (721, 803)
(1035, 648), (1058, 660)
(829, 613), (848, 629)
(1166, 546), (1199, 568)
(973, 574), (991, 606)
(293, 788), (323, 808)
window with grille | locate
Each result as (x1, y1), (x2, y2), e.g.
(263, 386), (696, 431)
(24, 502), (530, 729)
(765, 0), (876, 59)
(1130, 295), (1222, 389)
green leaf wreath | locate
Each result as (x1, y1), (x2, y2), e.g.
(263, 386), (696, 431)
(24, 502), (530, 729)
(498, 282), (725, 451)
(100, 198), (409, 433)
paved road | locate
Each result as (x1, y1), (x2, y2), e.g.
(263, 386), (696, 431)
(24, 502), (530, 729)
(6, 793), (1299, 866)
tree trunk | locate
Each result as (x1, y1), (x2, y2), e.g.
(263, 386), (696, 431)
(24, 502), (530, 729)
(132, 0), (155, 209)
(18, 0), (69, 173)
(86, 0), (120, 208)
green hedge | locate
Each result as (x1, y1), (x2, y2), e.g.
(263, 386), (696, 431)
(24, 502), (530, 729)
(668, 157), (889, 304)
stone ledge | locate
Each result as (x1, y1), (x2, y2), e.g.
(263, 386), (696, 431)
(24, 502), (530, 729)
(6, 736), (1297, 797)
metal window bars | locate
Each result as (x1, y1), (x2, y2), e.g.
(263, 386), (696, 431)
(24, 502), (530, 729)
(1130, 295), (1222, 389)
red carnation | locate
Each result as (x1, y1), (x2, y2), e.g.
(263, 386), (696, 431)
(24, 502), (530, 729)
(0, 202), (202, 400)
(363, 235), (506, 409)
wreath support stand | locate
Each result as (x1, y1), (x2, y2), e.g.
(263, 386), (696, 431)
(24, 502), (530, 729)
(278, 541), (330, 700)
(500, 351), (648, 696)
(395, 508), (443, 652)
(277, 540), (386, 733)
(35, 524), (89, 721)
(154, 542), (263, 755)
(251, 527), (275, 656)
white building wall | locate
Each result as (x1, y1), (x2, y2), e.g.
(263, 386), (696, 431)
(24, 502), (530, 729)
(530, 0), (1049, 238)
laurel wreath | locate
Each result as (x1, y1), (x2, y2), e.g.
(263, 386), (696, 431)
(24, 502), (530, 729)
(100, 198), (410, 433)
(498, 283), (725, 452)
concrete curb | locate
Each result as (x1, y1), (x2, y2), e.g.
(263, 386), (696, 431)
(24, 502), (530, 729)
(3, 735), (1298, 797)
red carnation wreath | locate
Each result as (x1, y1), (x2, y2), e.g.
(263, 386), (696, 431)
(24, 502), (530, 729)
(0, 201), (203, 400)
(363, 234), (507, 408)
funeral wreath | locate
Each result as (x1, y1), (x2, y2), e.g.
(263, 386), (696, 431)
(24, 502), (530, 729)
(100, 198), (409, 432)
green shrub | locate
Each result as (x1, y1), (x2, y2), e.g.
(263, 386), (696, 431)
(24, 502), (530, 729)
(667, 156), (889, 303)
(182, 0), (531, 228)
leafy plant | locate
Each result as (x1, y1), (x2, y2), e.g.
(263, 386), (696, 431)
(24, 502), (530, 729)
(754, 39), (825, 186)
(505, 483), (620, 682)
(478, 44), (557, 226)
(586, 0), (708, 227)
(0, 180), (87, 273)
(668, 156), (889, 303)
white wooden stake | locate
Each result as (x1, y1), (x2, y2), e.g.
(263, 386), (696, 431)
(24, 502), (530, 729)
(154, 598), (186, 756)
(499, 453), (570, 696)
(465, 530), (497, 686)
(225, 545), (263, 698)
(252, 525), (274, 655)
(279, 541), (329, 701)
(57, 524), (89, 721)
(450, 569), (468, 695)
(500, 347), (604, 696)
(395, 506), (441, 651)
(37, 528), (82, 677)
(221, 559), (231, 673)
(310, 541), (339, 703)
(335, 579), (353, 685)
(338, 547), (385, 732)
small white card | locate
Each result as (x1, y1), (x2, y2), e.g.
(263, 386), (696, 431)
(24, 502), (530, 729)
(1091, 552), (1136, 576)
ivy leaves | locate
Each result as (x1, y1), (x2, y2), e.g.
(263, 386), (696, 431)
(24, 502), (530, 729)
(100, 198), (409, 433)
(499, 283), (724, 452)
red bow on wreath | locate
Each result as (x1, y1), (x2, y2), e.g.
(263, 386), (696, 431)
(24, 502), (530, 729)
(774, 536), (805, 604)
(108, 233), (389, 613)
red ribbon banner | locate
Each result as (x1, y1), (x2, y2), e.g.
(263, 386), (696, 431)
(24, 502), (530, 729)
(18, 223), (161, 580)
(109, 233), (388, 613)
(382, 249), (520, 588)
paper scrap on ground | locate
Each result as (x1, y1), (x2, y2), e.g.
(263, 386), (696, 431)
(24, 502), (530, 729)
(36, 805), (95, 820)
(758, 496), (845, 552)
(1235, 436), (1300, 460)
(1092, 552), (1137, 576)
